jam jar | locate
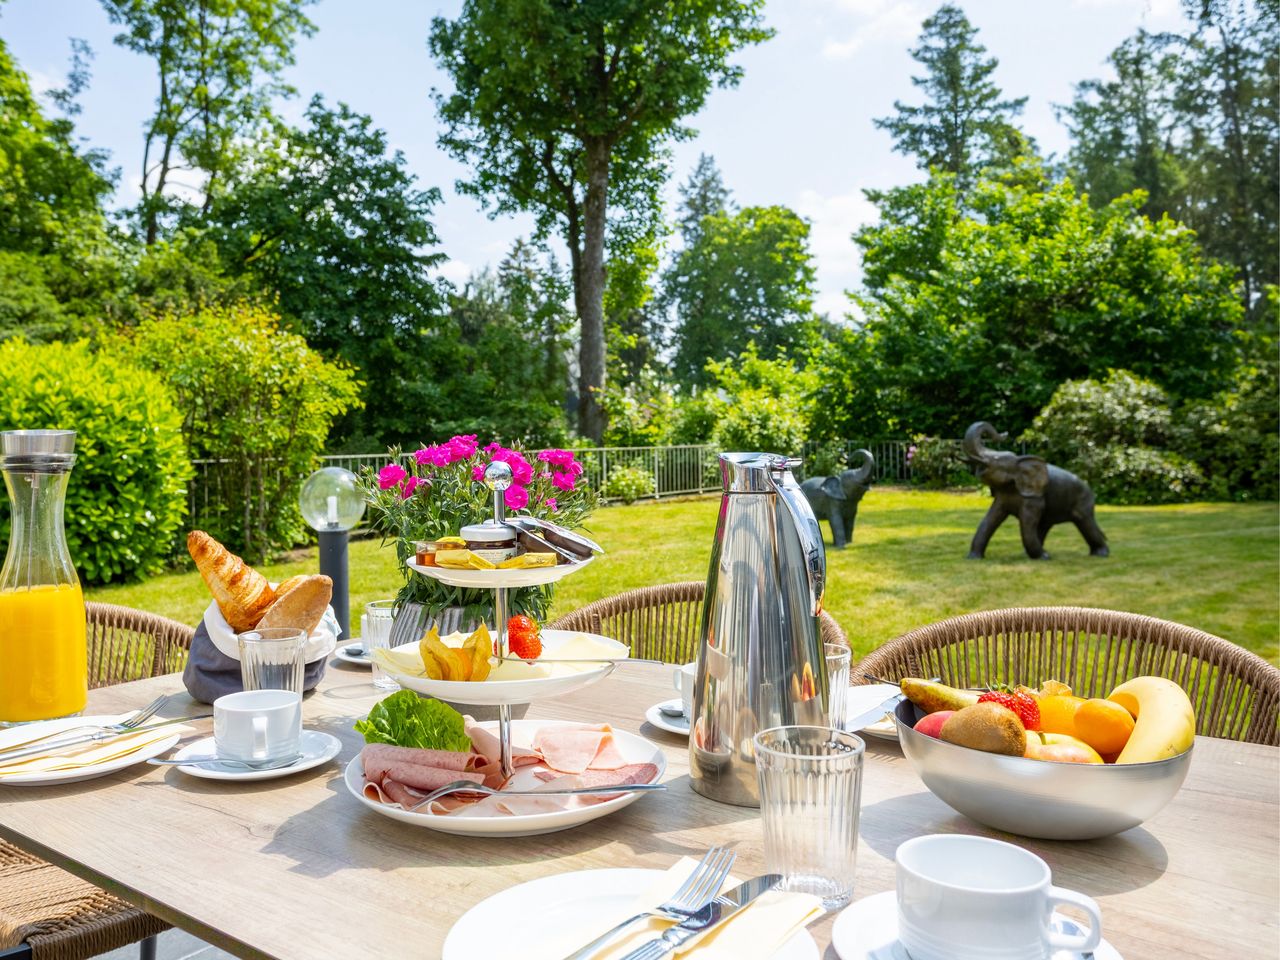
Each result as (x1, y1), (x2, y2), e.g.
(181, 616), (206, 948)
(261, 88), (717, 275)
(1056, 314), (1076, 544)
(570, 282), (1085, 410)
(458, 521), (518, 565)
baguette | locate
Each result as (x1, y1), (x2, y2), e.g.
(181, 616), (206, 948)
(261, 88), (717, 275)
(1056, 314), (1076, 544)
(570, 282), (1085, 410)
(187, 531), (276, 633)
(255, 574), (333, 636)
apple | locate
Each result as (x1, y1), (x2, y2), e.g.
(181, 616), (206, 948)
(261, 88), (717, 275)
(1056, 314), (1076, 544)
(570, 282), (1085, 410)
(1023, 731), (1103, 764)
(913, 710), (955, 739)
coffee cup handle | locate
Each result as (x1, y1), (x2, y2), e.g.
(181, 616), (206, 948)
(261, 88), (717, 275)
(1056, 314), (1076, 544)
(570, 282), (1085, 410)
(1044, 887), (1103, 953)
(252, 716), (268, 760)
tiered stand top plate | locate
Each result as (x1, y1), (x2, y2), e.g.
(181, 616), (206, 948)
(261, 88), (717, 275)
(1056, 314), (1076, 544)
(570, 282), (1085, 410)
(407, 557), (593, 589)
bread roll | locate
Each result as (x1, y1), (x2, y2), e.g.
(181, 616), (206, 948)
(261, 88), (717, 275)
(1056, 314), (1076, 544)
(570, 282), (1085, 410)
(187, 531), (276, 633)
(274, 575), (309, 598)
(255, 574), (333, 636)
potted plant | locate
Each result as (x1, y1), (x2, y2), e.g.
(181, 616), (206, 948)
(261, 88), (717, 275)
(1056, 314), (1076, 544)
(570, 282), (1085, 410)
(360, 436), (598, 640)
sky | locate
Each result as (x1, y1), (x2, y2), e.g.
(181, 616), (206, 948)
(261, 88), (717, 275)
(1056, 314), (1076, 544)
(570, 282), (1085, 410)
(2, 0), (1192, 319)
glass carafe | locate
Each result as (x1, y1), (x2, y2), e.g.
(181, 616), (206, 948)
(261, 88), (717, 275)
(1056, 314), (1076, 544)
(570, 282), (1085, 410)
(0, 430), (87, 724)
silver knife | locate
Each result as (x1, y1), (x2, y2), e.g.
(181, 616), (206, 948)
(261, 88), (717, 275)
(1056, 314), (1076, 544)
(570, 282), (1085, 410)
(0, 714), (212, 764)
(845, 694), (903, 732)
(617, 873), (783, 960)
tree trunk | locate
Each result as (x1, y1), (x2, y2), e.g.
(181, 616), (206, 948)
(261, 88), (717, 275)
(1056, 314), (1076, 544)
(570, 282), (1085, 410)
(576, 137), (609, 443)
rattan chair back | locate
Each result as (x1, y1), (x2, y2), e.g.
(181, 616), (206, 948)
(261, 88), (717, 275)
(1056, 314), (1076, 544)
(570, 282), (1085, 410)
(86, 602), (193, 689)
(855, 606), (1280, 745)
(547, 581), (848, 665)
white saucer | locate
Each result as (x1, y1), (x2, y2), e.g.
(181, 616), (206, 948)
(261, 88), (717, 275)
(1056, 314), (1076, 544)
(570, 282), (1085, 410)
(334, 644), (373, 668)
(443, 868), (818, 960)
(831, 891), (1122, 960)
(644, 699), (690, 736)
(0, 714), (184, 786)
(169, 730), (342, 781)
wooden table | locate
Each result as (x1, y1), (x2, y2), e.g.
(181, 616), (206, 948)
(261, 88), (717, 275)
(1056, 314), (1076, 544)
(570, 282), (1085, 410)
(0, 664), (1276, 959)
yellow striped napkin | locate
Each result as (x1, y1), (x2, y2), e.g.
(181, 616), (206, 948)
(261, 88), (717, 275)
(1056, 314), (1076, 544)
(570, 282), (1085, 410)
(0, 728), (185, 776)
(532, 857), (824, 960)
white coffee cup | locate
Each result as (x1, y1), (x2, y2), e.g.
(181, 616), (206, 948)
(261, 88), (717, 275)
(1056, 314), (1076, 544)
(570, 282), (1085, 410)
(214, 689), (302, 763)
(896, 834), (1102, 960)
(673, 662), (698, 718)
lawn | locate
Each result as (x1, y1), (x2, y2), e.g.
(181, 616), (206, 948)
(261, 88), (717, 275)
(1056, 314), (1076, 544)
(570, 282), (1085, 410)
(87, 488), (1280, 665)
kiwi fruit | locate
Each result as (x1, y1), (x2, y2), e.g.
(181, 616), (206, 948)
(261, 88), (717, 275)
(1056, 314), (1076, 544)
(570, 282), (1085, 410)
(939, 702), (1027, 756)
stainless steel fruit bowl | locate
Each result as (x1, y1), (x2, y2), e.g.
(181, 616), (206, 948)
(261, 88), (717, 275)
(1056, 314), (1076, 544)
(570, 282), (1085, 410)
(893, 700), (1193, 840)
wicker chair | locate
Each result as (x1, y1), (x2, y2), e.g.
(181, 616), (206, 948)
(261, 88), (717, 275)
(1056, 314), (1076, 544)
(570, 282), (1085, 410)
(0, 605), (195, 960)
(855, 606), (1280, 745)
(547, 581), (848, 665)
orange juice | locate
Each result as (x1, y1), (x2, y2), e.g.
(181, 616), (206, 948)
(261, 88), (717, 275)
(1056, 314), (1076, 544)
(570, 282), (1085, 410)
(0, 583), (87, 722)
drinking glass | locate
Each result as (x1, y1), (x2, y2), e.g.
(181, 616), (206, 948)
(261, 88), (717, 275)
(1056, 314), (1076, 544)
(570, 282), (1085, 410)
(825, 643), (851, 730)
(364, 600), (399, 691)
(754, 725), (865, 910)
(238, 627), (306, 695)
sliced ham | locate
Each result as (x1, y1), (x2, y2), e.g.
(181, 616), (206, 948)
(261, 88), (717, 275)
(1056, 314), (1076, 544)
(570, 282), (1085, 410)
(361, 743), (484, 810)
(534, 724), (619, 774)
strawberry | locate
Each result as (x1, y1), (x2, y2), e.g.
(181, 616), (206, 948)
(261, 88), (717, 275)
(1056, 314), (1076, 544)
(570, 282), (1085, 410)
(978, 689), (1041, 730)
(506, 615), (542, 660)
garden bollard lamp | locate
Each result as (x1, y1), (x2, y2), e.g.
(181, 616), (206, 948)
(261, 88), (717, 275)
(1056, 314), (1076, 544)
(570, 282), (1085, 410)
(299, 466), (366, 642)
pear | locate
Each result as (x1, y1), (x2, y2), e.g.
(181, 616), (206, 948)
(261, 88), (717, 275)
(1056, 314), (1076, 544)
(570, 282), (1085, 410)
(940, 702), (1027, 756)
(900, 678), (980, 714)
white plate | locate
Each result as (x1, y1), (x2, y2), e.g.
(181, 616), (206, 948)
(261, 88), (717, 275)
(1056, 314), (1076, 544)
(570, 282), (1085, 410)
(408, 555), (593, 588)
(334, 644), (372, 668)
(345, 720), (665, 837)
(168, 730), (342, 781)
(443, 868), (819, 960)
(845, 684), (902, 741)
(0, 714), (182, 786)
(831, 891), (1122, 960)
(377, 630), (628, 706)
(644, 699), (690, 737)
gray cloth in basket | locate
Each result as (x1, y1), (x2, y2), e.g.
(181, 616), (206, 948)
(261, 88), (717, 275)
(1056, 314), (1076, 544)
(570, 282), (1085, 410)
(182, 618), (328, 704)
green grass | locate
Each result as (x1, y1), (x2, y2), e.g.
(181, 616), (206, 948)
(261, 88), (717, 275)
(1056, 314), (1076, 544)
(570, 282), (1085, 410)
(87, 489), (1280, 664)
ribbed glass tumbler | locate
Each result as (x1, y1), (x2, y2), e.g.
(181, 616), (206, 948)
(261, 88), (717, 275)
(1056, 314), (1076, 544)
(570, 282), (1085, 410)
(754, 725), (865, 910)
(237, 627), (306, 695)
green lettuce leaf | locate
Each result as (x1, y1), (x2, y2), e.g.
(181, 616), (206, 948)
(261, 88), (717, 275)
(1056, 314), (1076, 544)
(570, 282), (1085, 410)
(354, 690), (471, 752)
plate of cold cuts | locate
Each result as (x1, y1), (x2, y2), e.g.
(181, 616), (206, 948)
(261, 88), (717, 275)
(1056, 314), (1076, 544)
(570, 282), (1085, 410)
(346, 718), (666, 837)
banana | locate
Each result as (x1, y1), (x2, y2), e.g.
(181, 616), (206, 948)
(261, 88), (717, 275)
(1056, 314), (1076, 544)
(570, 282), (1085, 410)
(1108, 676), (1195, 764)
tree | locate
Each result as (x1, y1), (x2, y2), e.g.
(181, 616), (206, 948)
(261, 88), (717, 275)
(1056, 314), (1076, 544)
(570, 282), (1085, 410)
(102, 0), (315, 243)
(497, 237), (575, 410)
(874, 3), (1027, 186)
(676, 153), (733, 244)
(666, 205), (816, 387)
(814, 168), (1245, 440)
(429, 1), (772, 442)
(199, 97), (449, 447)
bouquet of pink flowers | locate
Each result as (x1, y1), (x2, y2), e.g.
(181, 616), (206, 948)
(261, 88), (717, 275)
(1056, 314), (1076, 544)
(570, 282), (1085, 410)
(361, 436), (598, 623)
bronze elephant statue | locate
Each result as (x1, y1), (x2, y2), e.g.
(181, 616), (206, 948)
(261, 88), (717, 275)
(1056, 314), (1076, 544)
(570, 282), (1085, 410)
(963, 422), (1108, 560)
(800, 449), (875, 549)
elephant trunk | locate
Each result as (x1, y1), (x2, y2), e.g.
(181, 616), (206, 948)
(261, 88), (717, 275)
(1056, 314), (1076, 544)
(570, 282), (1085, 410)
(963, 422), (1007, 462)
(847, 448), (874, 485)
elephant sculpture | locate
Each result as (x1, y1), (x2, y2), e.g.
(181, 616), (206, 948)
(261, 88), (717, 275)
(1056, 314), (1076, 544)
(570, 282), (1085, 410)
(963, 422), (1108, 560)
(800, 449), (875, 549)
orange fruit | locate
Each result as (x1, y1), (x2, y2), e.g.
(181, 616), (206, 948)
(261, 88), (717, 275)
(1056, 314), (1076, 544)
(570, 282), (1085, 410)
(1074, 698), (1136, 755)
(1039, 679), (1073, 697)
(1037, 695), (1085, 737)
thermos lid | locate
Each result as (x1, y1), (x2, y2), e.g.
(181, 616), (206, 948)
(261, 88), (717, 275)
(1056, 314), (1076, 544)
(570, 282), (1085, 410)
(718, 452), (800, 493)
(1, 430), (77, 473)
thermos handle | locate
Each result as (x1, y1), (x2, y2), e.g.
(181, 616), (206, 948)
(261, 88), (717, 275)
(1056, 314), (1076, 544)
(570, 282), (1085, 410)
(768, 457), (826, 616)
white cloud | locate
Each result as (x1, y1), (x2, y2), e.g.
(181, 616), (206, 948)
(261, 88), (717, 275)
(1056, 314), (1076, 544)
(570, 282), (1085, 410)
(795, 188), (879, 320)
(821, 0), (925, 60)
(436, 259), (474, 286)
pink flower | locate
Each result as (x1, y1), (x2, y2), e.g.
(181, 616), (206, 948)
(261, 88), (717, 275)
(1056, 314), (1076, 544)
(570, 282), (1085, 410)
(551, 471), (576, 493)
(378, 463), (407, 490)
(538, 448), (577, 467)
(489, 446), (533, 484)
(472, 463), (486, 483)
(543, 497), (558, 512)
(445, 434), (478, 460)
(504, 483), (529, 511)
(413, 447), (433, 466)
(401, 476), (422, 499)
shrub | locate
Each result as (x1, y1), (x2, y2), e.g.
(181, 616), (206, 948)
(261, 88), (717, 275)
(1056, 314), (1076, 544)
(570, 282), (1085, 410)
(908, 436), (975, 489)
(600, 367), (676, 447)
(1024, 371), (1206, 504)
(706, 344), (815, 455)
(0, 340), (192, 583)
(605, 464), (653, 504)
(667, 393), (719, 445)
(118, 303), (362, 561)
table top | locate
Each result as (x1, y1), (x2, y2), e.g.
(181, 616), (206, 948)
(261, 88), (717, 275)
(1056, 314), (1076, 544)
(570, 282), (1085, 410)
(0, 663), (1276, 960)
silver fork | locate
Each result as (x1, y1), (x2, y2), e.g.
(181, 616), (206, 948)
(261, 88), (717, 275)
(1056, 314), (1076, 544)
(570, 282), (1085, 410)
(0, 695), (169, 757)
(560, 846), (736, 960)
(407, 778), (666, 812)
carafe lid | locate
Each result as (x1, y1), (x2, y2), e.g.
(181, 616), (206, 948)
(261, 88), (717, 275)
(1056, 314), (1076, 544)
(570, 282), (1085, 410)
(718, 452), (801, 493)
(1, 430), (76, 473)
